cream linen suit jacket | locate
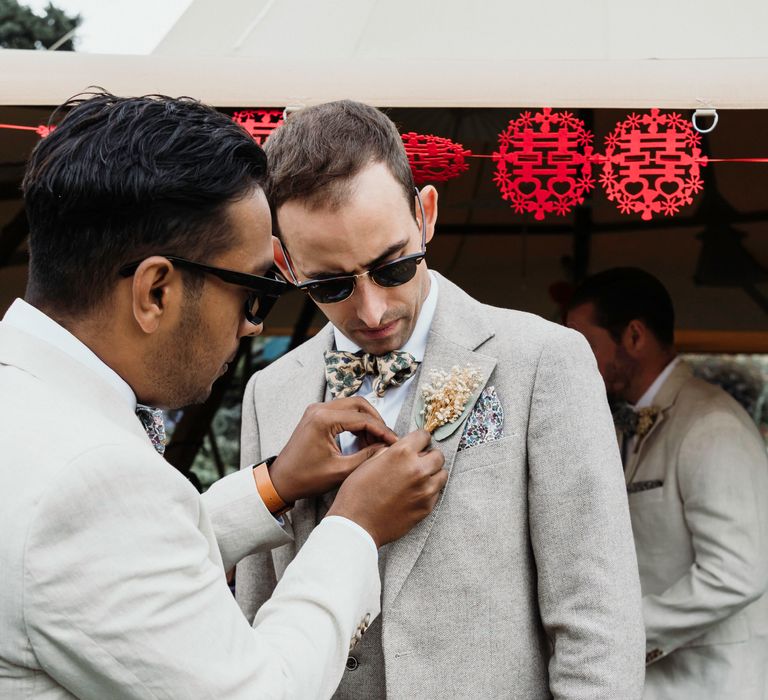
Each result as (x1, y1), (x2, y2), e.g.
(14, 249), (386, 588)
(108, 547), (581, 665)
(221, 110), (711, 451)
(622, 361), (768, 700)
(237, 273), (645, 699)
(0, 322), (380, 700)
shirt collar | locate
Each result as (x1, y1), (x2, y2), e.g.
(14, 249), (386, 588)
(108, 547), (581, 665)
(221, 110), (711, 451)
(634, 356), (680, 409)
(2, 298), (137, 410)
(333, 270), (439, 360)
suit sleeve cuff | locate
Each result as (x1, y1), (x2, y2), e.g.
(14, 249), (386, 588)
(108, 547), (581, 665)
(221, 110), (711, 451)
(203, 467), (293, 571)
(323, 515), (378, 555)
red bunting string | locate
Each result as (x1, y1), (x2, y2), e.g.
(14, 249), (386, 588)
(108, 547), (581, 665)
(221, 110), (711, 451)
(3, 108), (768, 221)
(231, 109), (284, 145)
(0, 123), (54, 137)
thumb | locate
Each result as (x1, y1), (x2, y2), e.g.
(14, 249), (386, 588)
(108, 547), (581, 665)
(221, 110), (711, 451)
(339, 441), (390, 472)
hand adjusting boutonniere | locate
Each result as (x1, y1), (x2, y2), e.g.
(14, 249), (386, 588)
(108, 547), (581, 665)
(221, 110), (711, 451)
(417, 364), (483, 440)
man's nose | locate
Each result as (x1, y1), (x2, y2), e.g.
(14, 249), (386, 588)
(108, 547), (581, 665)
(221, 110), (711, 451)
(354, 275), (388, 328)
(239, 315), (263, 339)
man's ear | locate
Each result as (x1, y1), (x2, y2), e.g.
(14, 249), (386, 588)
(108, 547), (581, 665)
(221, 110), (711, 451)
(418, 185), (439, 245)
(272, 236), (293, 282)
(130, 257), (179, 334)
(623, 319), (646, 355)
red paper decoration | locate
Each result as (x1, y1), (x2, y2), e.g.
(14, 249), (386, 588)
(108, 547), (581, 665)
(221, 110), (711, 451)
(402, 132), (472, 185)
(1, 108), (748, 223)
(232, 109), (284, 145)
(492, 108), (596, 220)
(601, 109), (706, 220)
(0, 123), (54, 137)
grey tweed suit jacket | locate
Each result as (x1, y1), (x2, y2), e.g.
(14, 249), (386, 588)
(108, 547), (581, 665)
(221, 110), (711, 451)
(237, 272), (645, 699)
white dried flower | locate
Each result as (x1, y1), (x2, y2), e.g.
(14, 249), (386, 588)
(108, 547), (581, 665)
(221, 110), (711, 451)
(421, 365), (483, 433)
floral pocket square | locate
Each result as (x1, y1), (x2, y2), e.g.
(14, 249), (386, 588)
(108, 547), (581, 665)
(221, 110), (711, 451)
(457, 386), (504, 452)
(627, 480), (663, 494)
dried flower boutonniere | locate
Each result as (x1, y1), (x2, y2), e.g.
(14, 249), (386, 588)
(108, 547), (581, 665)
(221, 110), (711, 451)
(635, 406), (661, 439)
(419, 364), (483, 435)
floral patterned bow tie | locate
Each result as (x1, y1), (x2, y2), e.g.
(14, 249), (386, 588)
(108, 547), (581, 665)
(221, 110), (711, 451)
(324, 350), (420, 399)
(136, 404), (167, 455)
(612, 403), (661, 440)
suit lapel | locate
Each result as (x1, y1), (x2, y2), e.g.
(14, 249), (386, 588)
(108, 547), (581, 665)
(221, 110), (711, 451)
(625, 361), (692, 484)
(274, 326), (335, 558)
(382, 273), (497, 610)
(624, 413), (667, 484)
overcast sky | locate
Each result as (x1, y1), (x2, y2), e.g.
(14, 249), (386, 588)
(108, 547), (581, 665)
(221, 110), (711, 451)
(24, 0), (192, 54)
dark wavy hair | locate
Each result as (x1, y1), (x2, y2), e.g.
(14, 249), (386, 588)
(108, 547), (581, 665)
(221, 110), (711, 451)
(22, 90), (267, 316)
(568, 267), (676, 347)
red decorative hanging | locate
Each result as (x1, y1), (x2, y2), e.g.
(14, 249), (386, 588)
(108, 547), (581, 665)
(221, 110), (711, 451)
(402, 132), (472, 185)
(0, 123), (54, 137)
(232, 109), (284, 145)
(600, 109), (706, 220)
(492, 108), (596, 220)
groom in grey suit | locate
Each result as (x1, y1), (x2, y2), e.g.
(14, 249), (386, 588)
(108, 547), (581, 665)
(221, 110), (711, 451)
(236, 100), (646, 698)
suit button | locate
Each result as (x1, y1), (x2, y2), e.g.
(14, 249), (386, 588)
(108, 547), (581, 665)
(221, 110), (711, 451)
(346, 656), (359, 671)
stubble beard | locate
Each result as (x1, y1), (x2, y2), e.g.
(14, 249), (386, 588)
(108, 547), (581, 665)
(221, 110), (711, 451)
(147, 298), (212, 409)
(606, 345), (639, 404)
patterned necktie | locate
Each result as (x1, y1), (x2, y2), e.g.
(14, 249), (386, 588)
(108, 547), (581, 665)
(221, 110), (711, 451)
(612, 403), (639, 438)
(324, 350), (420, 399)
(612, 403), (661, 468)
(612, 404), (661, 440)
(136, 404), (167, 455)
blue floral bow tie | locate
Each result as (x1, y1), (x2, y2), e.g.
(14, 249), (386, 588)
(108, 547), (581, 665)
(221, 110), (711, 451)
(136, 404), (166, 455)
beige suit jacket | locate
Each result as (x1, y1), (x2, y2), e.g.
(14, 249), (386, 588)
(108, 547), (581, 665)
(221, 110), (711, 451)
(623, 361), (768, 699)
(0, 322), (380, 699)
(237, 273), (646, 699)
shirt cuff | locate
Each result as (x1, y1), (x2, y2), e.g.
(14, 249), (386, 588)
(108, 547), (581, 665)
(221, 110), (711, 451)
(322, 515), (378, 555)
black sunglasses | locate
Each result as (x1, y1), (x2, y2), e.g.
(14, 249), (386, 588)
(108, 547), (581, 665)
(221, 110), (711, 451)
(118, 255), (288, 326)
(279, 188), (427, 305)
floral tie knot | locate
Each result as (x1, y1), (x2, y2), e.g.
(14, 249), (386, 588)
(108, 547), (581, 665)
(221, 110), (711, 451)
(324, 349), (419, 399)
(612, 404), (661, 440)
(136, 405), (167, 455)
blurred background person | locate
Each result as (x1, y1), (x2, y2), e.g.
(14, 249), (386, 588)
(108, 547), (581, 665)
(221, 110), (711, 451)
(567, 267), (768, 700)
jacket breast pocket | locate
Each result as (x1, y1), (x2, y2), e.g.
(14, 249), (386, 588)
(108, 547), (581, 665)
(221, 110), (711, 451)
(627, 483), (665, 504)
(451, 433), (520, 476)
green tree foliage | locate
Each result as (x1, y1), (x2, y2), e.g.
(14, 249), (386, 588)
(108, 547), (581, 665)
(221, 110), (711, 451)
(0, 0), (80, 50)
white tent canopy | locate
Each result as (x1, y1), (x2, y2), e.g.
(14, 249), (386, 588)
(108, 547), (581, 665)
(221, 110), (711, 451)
(1, 50), (767, 109)
(1, 0), (768, 108)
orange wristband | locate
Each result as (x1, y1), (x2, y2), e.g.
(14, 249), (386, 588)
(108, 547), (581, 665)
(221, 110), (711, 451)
(253, 459), (292, 517)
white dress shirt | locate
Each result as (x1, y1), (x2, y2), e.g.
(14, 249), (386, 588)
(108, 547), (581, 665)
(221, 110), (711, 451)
(334, 271), (439, 454)
(634, 356), (680, 410)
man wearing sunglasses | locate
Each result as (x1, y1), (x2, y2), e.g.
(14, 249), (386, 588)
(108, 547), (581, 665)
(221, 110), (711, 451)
(236, 100), (646, 699)
(0, 92), (448, 699)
